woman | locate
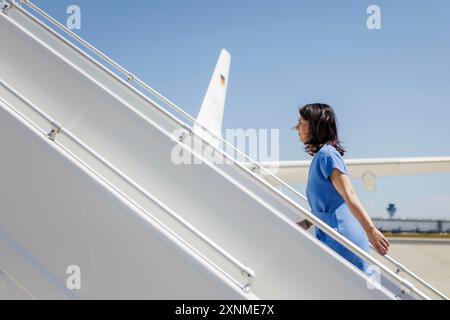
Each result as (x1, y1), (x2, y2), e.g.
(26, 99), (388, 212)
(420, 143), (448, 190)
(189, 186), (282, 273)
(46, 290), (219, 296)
(294, 103), (389, 273)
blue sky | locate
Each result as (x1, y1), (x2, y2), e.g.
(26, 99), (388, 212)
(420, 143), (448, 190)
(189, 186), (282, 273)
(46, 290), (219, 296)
(31, 0), (450, 219)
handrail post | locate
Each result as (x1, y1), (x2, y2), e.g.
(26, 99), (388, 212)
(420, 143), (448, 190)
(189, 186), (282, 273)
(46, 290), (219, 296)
(126, 73), (135, 83)
(46, 120), (62, 141)
(395, 262), (405, 275)
(1, 0), (12, 14)
(241, 267), (255, 293)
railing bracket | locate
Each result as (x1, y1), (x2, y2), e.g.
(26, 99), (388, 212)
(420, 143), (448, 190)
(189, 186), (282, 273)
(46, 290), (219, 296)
(1, 2), (12, 14)
(395, 263), (405, 274)
(178, 132), (187, 143)
(46, 121), (62, 141)
(126, 73), (135, 83)
(241, 267), (255, 293)
(177, 128), (192, 143)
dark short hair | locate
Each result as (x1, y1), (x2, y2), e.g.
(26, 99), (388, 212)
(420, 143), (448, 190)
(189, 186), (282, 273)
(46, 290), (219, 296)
(299, 103), (346, 156)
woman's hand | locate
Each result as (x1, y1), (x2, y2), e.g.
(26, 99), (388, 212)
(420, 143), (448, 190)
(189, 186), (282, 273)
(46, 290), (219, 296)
(366, 226), (390, 256)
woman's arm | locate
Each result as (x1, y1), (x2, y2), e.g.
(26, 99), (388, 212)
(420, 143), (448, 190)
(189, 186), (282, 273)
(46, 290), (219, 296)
(329, 168), (390, 256)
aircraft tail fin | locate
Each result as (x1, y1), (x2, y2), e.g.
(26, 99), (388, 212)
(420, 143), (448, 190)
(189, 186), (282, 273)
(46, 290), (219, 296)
(194, 49), (231, 148)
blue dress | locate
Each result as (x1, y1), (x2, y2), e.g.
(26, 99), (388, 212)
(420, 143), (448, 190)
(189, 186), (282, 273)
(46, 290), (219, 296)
(306, 144), (370, 273)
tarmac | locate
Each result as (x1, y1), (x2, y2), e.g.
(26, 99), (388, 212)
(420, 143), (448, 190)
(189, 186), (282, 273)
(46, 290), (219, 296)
(372, 237), (450, 299)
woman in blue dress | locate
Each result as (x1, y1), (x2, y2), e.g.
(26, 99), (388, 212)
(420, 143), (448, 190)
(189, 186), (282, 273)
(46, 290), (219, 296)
(294, 103), (390, 273)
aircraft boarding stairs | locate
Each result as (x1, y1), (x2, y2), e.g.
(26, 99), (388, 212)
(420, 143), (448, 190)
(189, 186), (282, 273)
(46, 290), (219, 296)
(0, 0), (447, 300)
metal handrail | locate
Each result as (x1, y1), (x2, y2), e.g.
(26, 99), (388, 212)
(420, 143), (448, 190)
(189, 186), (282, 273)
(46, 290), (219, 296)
(0, 82), (255, 293)
(0, 267), (36, 300)
(5, 0), (433, 299)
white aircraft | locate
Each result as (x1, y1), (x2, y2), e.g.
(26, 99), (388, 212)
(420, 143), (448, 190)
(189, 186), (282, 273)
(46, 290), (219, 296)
(196, 49), (450, 192)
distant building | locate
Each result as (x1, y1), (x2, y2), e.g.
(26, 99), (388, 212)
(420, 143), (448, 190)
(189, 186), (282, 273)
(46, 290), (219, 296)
(373, 218), (450, 234)
(386, 203), (397, 219)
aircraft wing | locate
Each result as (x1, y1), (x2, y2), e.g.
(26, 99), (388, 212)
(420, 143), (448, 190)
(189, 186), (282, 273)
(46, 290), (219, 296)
(255, 157), (450, 191)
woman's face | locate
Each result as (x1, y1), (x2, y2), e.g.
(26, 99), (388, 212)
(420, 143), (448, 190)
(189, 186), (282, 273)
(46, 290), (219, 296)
(295, 117), (310, 144)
